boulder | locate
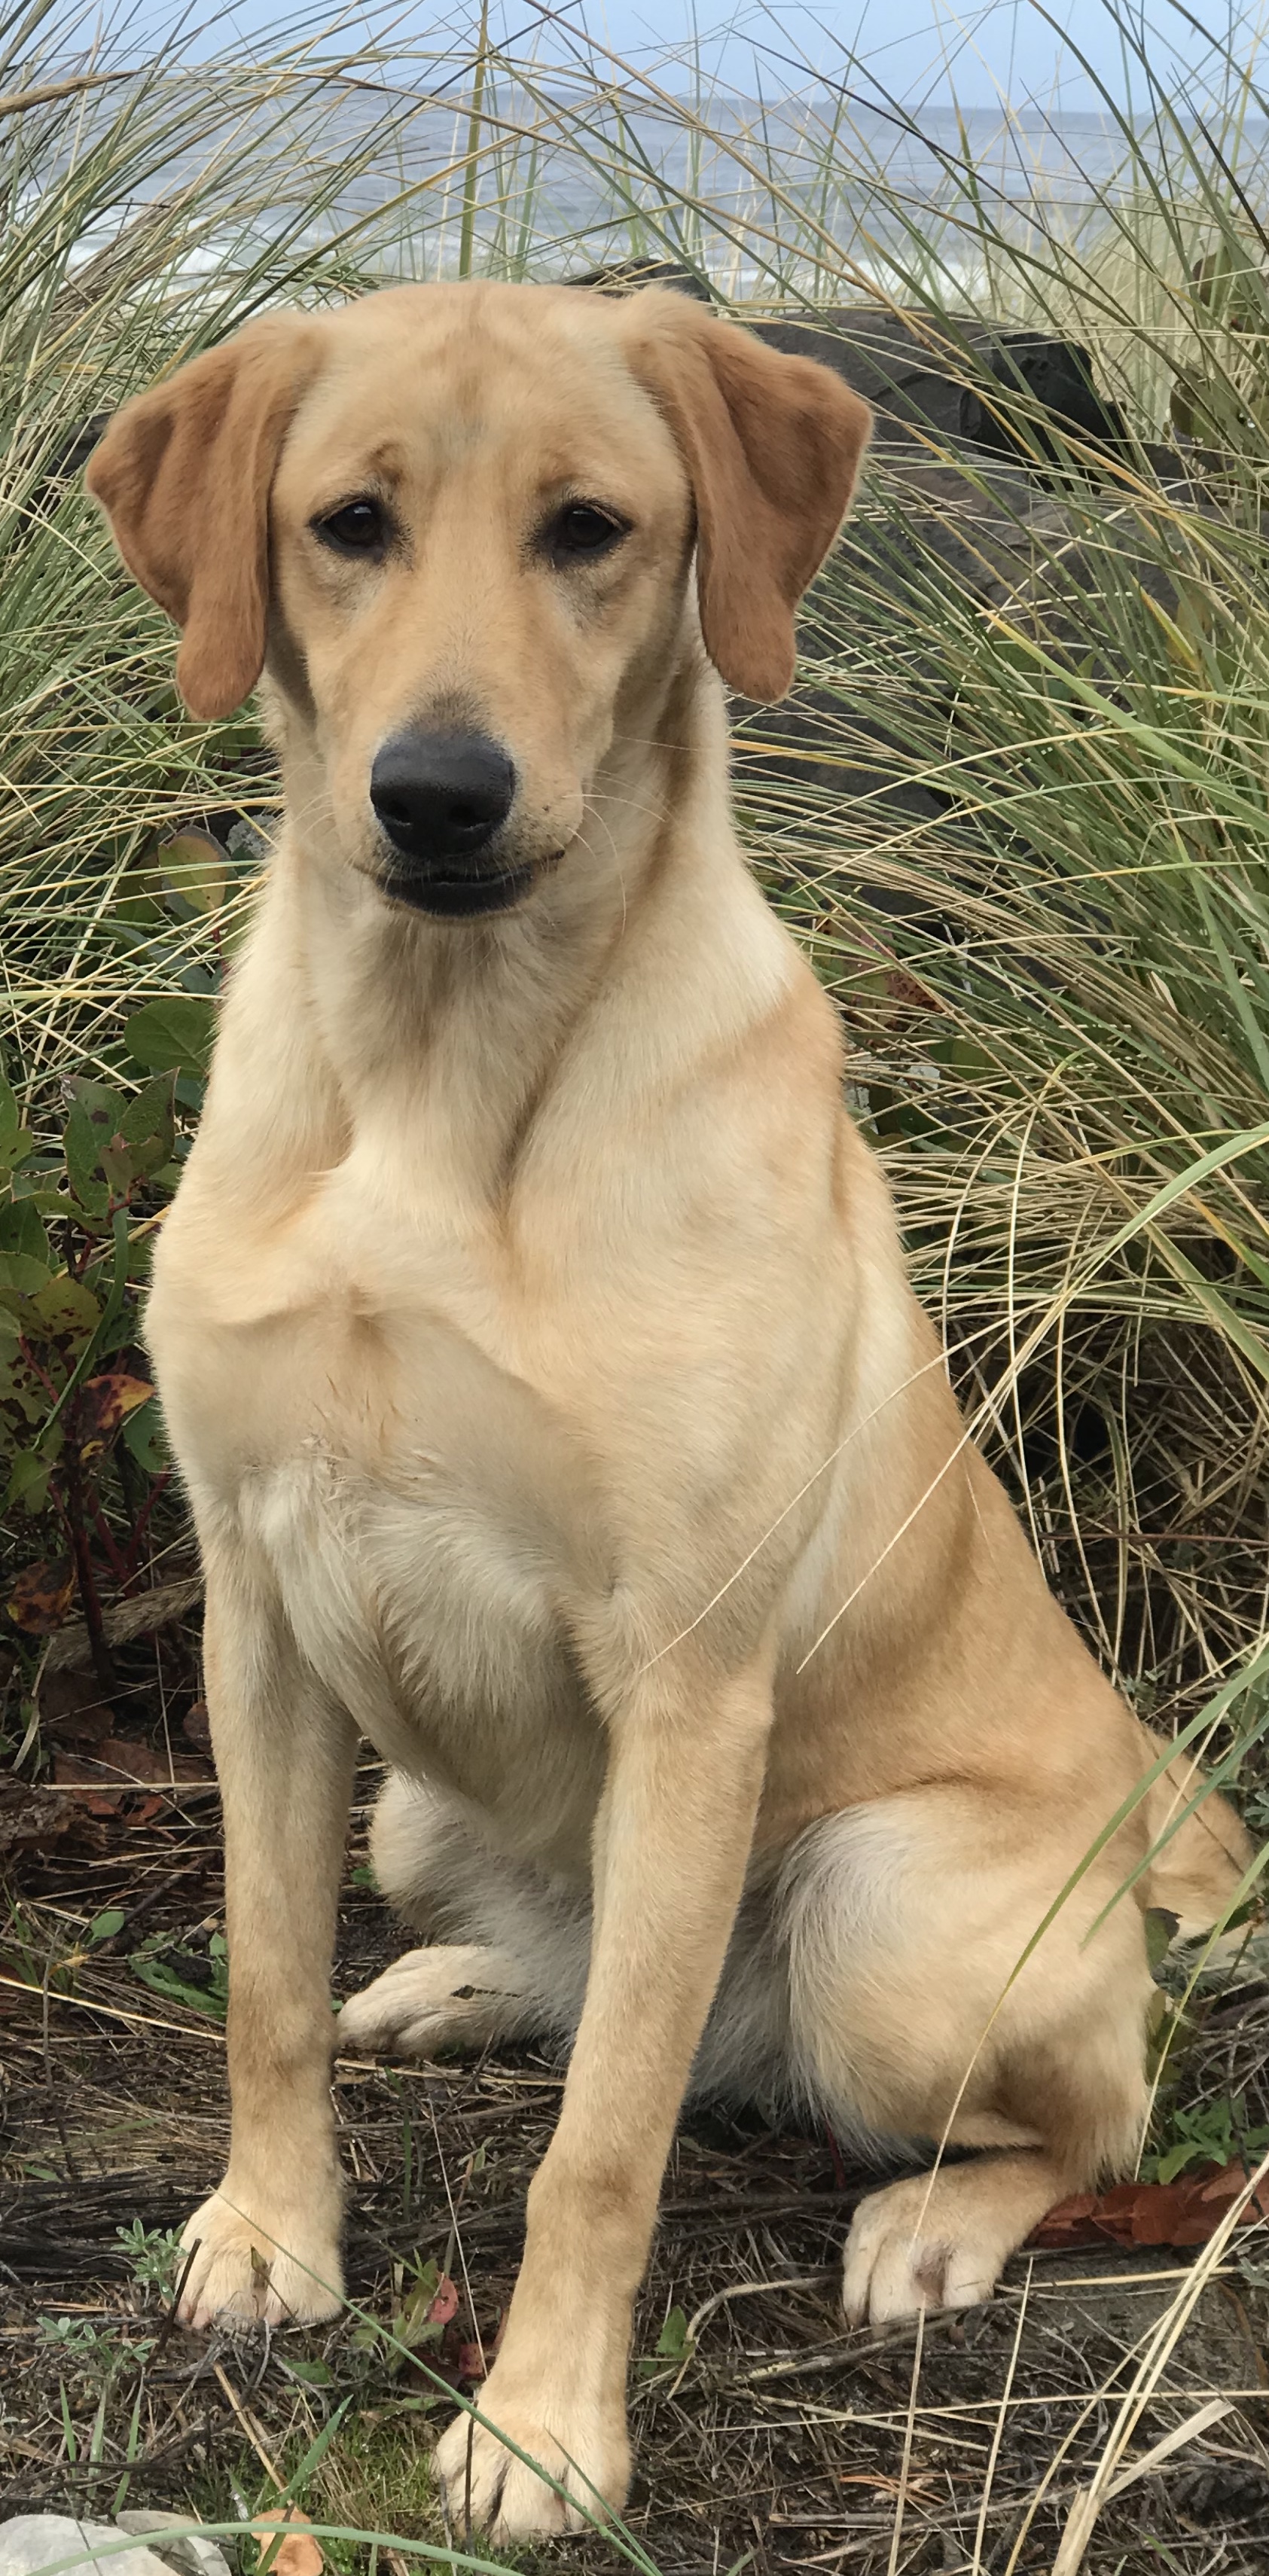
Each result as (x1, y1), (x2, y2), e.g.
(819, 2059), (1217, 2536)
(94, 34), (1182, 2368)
(564, 256), (712, 303)
(115, 2514), (232, 2576)
(0, 2522), (180, 2576)
(748, 306), (1134, 474)
(731, 444), (1203, 838)
(0, 2518), (230, 2576)
(566, 261), (1140, 476)
(569, 267), (1201, 892)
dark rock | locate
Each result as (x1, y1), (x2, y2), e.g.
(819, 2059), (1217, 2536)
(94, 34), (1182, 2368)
(566, 269), (1138, 476)
(565, 256), (712, 301)
(748, 306), (1133, 474)
(732, 448), (1075, 843)
(50, 412), (108, 479)
(16, 412), (109, 527)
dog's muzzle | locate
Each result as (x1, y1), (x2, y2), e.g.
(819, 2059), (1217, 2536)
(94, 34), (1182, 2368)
(369, 728), (529, 917)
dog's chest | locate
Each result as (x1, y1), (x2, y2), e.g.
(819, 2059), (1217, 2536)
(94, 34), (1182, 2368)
(151, 1180), (613, 1852)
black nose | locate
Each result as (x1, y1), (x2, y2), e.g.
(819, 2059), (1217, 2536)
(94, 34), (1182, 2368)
(370, 730), (517, 866)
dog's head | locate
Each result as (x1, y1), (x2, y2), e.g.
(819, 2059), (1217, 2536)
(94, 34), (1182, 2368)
(87, 283), (870, 922)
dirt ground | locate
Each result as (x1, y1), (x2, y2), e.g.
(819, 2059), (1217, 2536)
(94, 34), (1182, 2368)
(5, 1610), (1269, 2574)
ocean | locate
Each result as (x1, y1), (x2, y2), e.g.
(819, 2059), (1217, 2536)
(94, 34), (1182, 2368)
(32, 66), (1269, 306)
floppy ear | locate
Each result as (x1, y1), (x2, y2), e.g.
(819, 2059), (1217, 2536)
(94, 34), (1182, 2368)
(85, 315), (317, 721)
(625, 294), (871, 701)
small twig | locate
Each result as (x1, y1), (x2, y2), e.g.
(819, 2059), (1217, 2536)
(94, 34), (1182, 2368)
(664, 2270), (834, 2398)
(126, 1468), (172, 1581)
(44, 1572), (203, 1675)
(40, 1206), (131, 1451)
(61, 1439), (116, 1696)
(739, 2305), (977, 2385)
(150, 2237), (202, 2370)
(41, 1946), (81, 2184)
(90, 1493), (134, 1593)
(426, 2087), (485, 2379)
(971, 2257), (1032, 2574)
(90, 1861), (203, 1958)
(212, 2359), (285, 2490)
(0, 1971), (223, 2044)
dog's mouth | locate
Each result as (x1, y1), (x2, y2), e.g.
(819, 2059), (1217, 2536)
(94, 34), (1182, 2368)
(381, 862), (537, 920)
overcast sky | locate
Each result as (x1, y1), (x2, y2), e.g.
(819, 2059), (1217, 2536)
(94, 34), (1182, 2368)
(568, 2), (1265, 109)
(103, 0), (1269, 111)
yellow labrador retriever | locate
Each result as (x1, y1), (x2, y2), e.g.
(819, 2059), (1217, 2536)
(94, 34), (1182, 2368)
(87, 282), (1249, 2541)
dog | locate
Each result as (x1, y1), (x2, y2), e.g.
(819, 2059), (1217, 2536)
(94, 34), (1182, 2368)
(86, 281), (1251, 2542)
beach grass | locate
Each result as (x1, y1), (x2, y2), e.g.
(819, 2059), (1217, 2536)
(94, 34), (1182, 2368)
(4, 3), (1269, 2567)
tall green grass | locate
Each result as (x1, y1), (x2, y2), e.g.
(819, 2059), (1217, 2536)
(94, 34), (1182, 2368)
(0, 0), (522, 1102)
(511, 8), (1269, 1739)
(5, 0), (1261, 1730)
(4, 0), (1269, 1715)
(5, 8), (1269, 2561)
(12, 0), (1266, 1730)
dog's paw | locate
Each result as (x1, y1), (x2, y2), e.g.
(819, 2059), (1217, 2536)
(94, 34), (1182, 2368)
(434, 2367), (630, 2541)
(841, 2168), (1023, 2328)
(337, 1943), (529, 2060)
(178, 2182), (344, 2329)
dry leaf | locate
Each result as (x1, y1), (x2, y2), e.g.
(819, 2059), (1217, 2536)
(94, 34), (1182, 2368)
(52, 1736), (210, 1818)
(1030, 2162), (1269, 2251)
(428, 2273), (459, 2328)
(78, 1371), (154, 1462)
(39, 1666), (114, 1743)
(7, 1556), (75, 1634)
(0, 1781), (80, 1853)
(457, 2306), (505, 2382)
(183, 1698), (212, 1748)
(255, 2508), (323, 2576)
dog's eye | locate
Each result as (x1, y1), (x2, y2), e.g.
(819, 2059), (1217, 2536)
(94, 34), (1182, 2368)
(546, 501), (627, 561)
(314, 498), (386, 555)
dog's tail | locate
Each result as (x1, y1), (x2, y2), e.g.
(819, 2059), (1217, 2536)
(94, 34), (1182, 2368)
(1138, 1727), (1258, 1942)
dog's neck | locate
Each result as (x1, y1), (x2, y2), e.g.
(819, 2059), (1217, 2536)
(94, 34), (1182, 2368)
(249, 642), (781, 1227)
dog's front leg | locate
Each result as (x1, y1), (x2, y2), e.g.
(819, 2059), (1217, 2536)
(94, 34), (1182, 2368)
(178, 1553), (358, 2328)
(434, 1645), (775, 2540)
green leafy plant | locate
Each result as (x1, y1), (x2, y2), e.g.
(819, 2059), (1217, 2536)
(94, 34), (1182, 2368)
(1142, 2093), (1269, 2186)
(114, 2218), (186, 2300)
(127, 1925), (229, 2020)
(37, 2312), (145, 2377)
(0, 1065), (176, 1688)
(637, 2303), (692, 2377)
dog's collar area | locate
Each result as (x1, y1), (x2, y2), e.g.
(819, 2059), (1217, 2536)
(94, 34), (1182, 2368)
(380, 862), (537, 919)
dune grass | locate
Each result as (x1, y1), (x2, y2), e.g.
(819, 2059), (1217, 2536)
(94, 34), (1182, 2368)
(4, 1), (1269, 2566)
(11, 0), (1267, 1753)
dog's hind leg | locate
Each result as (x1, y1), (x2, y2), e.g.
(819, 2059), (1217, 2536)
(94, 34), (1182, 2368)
(337, 1770), (590, 2059)
(781, 1788), (1156, 2328)
(337, 1942), (539, 2056)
